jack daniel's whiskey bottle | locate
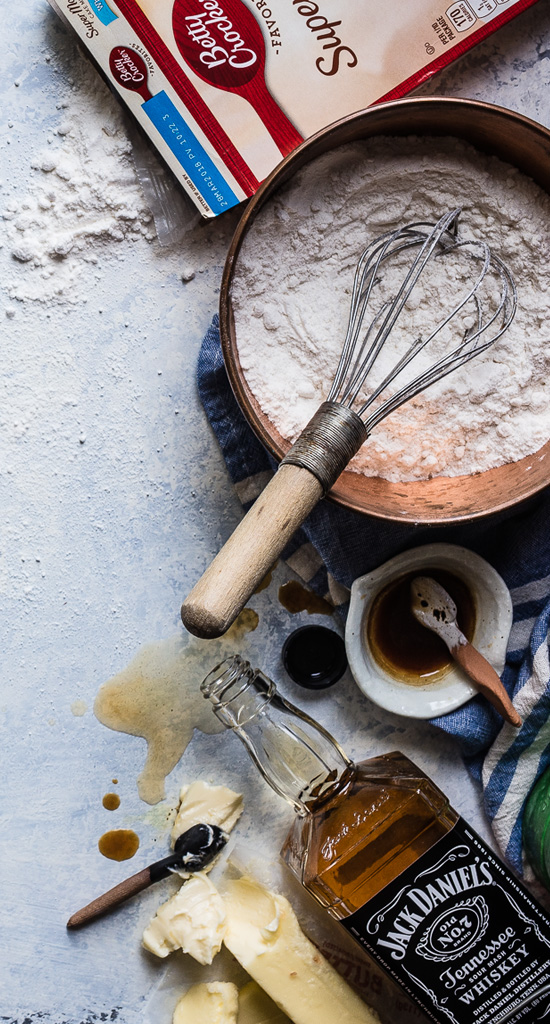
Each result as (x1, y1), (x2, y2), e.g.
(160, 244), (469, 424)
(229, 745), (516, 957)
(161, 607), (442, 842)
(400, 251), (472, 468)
(202, 656), (550, 1024)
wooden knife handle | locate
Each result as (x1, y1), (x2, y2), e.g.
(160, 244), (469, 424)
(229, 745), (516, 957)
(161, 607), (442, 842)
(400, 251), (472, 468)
(451, 641), (521, 728)
(67, 867), (152, 929)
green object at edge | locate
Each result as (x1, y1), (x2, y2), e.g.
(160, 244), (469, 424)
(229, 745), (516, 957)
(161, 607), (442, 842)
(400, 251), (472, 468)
(523, 764), (550, 889)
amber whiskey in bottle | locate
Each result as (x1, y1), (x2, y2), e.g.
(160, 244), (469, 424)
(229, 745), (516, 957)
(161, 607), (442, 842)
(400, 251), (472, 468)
(202, 656), (550, 1024)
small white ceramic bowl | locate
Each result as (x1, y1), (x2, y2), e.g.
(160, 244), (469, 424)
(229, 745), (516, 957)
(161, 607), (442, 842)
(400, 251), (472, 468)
(345, 542), (512, 719)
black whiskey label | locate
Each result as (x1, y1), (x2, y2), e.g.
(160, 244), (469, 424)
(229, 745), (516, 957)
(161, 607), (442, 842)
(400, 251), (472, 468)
(341, 819), (550, 1024)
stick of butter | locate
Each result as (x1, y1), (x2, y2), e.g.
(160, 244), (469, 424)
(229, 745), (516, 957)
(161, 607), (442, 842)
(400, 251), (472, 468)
(237, 980), (292, 1023)
(172, 781), (243, 853)
(173, 981), (238, 1024)
(223, 878), (379, 1024)
(142, 874), (226, 964)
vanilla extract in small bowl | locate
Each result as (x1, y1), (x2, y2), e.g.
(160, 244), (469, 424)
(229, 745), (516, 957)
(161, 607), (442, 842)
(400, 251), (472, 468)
(366, 568), (476, 684)
(345, 543), (513, 719)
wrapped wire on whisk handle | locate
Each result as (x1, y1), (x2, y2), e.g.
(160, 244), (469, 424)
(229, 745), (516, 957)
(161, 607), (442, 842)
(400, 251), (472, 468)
(281, 403), (368, 492)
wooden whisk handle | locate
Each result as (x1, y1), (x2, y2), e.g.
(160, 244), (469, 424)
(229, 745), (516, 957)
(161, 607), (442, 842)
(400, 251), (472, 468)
(181, 463), (323, 639)
(181, 402), (367, 640)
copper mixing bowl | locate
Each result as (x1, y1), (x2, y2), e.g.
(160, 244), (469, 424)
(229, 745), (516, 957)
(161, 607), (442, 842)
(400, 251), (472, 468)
(219, 97), (550, 525)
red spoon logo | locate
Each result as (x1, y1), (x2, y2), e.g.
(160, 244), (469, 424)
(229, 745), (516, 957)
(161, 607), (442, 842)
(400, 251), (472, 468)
(109, 46), (152, 101)
(173, 0), (262, 87)
(172, 0), (303, 155)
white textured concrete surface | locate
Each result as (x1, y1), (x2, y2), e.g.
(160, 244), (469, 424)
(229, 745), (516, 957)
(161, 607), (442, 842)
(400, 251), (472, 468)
(2, 2), (550, 1021)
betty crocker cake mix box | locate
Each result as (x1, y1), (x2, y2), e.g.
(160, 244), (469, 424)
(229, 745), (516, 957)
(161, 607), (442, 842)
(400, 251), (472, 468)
(47, 0), (539, 217)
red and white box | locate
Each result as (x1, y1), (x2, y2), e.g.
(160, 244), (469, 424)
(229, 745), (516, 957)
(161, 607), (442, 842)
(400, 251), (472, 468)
(48, 0), (540, 217)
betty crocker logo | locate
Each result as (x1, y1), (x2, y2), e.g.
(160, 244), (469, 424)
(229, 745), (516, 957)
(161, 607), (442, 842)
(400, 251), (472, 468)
(109, 46), (152, 100)
(172, 0), (262, 86)
(172, 0), (304, 158)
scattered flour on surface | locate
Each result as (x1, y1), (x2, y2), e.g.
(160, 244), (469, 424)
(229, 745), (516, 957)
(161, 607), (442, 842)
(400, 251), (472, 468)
(231, 137), (550, 482)
(2, 59), (155, 304)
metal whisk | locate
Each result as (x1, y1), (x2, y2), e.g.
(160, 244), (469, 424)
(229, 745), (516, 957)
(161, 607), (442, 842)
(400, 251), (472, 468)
(182, 209), (516, 639)
(281, 207), (516, 491)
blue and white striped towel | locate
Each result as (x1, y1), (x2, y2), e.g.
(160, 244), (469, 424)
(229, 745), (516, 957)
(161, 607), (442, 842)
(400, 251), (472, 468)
(198, 315), (550, 879)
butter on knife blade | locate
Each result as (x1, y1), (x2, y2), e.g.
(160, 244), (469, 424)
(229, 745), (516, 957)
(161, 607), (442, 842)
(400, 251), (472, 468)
(222, 877), (380, 1024)
(171, 781), (244, 861)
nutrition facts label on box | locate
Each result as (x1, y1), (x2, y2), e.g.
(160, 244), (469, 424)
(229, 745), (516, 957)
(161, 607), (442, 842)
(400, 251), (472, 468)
(48, 0), (540, 216)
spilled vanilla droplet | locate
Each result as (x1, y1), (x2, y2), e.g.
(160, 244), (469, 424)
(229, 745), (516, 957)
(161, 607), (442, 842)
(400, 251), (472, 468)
(71, 699), (88, 716)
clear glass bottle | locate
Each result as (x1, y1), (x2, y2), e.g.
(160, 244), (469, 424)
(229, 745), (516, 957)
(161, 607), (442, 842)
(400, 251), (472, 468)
(202, 656), (550, 1024)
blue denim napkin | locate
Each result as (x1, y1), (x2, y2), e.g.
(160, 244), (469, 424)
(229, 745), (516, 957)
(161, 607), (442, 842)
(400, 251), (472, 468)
(198, 314), (550, 877)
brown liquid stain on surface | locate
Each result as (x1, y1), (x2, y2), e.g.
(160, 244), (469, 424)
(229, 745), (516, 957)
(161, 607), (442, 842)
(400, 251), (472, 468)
(102, 793), (120, 810)
(98, 829), (140, 861)
(279, 580), (334, 617)
(254, 562), (277, 594)
(228, 607), (259, 636)
(94, 608), (259, 805)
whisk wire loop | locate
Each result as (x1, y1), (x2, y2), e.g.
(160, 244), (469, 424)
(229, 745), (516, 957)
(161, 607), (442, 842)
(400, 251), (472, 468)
(358, 238), (491, 415)
(328, 209), (463, 406)
(364, 246), (517, 431)
(327, 208), (517, 431)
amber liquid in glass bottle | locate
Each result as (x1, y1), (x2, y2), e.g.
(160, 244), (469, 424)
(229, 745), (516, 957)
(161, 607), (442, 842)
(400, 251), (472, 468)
(202, 656), (550, 1024)
(282, 752), (458, 918)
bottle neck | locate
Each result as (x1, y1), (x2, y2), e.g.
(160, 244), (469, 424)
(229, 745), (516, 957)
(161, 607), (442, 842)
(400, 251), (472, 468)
(201, 656), (352, 816)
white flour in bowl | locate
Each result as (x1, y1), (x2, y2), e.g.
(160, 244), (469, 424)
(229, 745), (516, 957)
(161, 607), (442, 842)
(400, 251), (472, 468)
(231, 137), (550, 482)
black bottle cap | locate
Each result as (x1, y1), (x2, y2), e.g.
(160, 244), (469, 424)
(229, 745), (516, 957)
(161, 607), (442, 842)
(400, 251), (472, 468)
(282, 625), (347, 690)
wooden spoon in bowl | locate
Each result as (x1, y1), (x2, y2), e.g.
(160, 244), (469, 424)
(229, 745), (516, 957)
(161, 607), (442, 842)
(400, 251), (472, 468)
(410, 576), (521, 728)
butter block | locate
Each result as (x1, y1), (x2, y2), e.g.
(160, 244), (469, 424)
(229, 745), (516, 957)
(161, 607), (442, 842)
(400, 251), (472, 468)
(172, 781), (243, 851)
(173, 982), (238, 1024)
(237, 981), (292, 1024)
(142, 874), (226, 964)
(223, 878), (379, 1024)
